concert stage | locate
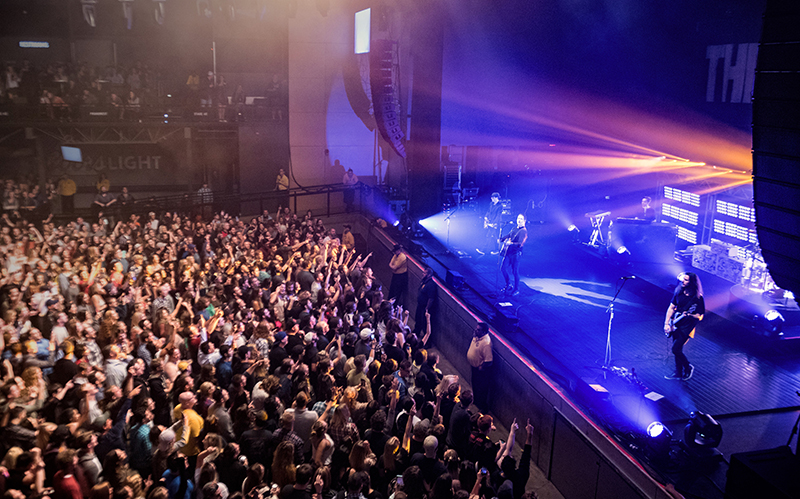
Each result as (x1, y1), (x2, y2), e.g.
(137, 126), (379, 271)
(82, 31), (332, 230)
(409, 210), (800, 494)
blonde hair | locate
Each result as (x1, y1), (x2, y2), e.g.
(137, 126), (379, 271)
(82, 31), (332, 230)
(2, 447), (24, 469)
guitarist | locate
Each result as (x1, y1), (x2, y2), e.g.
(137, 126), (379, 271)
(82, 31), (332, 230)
(500, 214), (528, 296)
(664, 272), (704, 380)
(478, 192), (504, 255)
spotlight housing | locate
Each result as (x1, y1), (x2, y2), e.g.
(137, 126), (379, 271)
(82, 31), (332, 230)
(645, 421), (672, 461)
(567, 224), (578, 232)
(762, 309), (785, 337)
(617, 246), (630, 255)
(684, 411), (722, 454)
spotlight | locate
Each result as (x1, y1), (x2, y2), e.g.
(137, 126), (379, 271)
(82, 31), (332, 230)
(684, 411), (722, 455)
(763, 309), (785, 337)
(393, 220), (400, 227)
(567, 224), (579, 232)
(617, 246), (630, 255)
(647, 421), (666, 438)
(646, 421), (672, 461)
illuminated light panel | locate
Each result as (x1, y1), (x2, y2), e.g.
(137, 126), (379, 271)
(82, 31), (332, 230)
(662, 203), (699, 226)
(354, 9), (371, 54)
(664, 186), (700, 207)
(713, 220), (757, 243)
(19, 41), (50, 48)
(677, 226), (697, 244)
(716, 200), (755, 222)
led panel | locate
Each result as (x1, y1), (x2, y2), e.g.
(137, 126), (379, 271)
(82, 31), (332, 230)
(664, 186), (700, 207)
(662, 203), (699, 226)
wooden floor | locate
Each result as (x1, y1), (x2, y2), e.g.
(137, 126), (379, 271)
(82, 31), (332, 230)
(417, 219), (800, 458)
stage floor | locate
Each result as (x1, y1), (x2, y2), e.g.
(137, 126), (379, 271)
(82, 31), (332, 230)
(415, 214), (800, 463)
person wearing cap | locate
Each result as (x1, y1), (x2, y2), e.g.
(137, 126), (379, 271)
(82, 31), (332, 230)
(268, 330), (289, 374)
(478, 191), (504, 255)
(388, 244), (408, 305)
(354, 326), (373, 358)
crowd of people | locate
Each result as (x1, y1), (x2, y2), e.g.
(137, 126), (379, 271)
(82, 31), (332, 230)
(0, 193), (539, 499)
(2, 60), (163, 121)
(1, 60), (285, 123)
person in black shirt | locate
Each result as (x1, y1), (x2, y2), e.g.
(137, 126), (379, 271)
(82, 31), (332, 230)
(664, 272), (704, 380)
(413, 267), (437, 336)
(478, 192), (504, 255)
(499, 214), (528, 296)
(640, 196), (656, 221)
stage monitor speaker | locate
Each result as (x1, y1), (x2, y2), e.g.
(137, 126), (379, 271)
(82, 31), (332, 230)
(725, 446), (799, 499)
(752, 0), (800, 298)
(493, 305), (518, 333)
(445, 270), (465, 290)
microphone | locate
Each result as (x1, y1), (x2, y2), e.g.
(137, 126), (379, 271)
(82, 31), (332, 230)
(620, 276), (636, 280)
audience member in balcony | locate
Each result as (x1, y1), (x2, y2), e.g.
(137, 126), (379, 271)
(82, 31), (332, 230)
(39, 90), (54, 119)
(93, 185), (117, 218)
(5, 65), (20, 93)
(50, 92), (69, 121)
(186, 70), (200, 107)
(267, 73), (283, 121)
(342, 166), (358, 213)
(117, 187), (135, 208)
(2, 183), (19, 212)
(126, 91), (141, 121)
(110, 68), (125, 86)
(82, 88), (99, 107)
(110, 93), (125, 119)
(215, 76), (228, 122)
(127, 68), (142, 92)
(96, 174), (110, 193)
(232, 84), (245, 121)
(201, 72), (215, 109)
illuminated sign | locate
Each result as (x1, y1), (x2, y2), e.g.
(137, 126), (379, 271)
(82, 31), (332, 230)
(19, 41), (50, 49)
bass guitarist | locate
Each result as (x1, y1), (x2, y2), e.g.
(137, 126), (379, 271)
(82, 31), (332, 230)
(499, 214), (528, 296)
(478, 192), (504, 255)
(664, 272), (704, 380)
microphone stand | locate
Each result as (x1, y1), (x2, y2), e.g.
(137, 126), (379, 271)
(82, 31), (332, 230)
(603, 277), (633, 371)
(444, 207), (456, 251)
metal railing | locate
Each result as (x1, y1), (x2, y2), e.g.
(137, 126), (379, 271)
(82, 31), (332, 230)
(57, 182), (371, 223)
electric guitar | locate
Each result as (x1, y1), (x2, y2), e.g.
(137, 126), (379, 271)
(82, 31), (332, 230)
(666, 305), (698, 337)
(499, 238), (516, 257)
